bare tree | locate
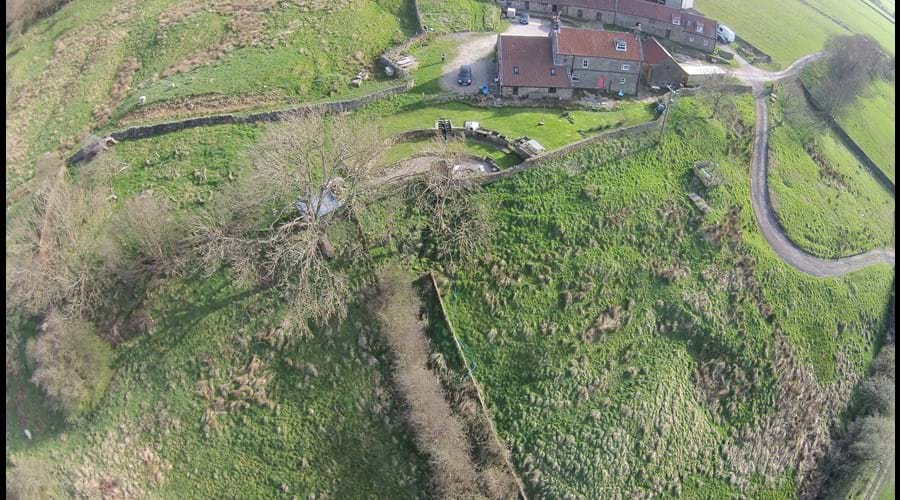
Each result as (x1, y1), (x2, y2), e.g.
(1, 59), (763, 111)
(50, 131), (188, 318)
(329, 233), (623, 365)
(816, 34), (887, 119)
(410, 137), (493, 268)
(188, 111), (384, 341)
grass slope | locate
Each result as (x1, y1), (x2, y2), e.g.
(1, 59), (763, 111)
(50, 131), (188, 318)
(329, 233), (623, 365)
(836, 79), (896, 183)
(442, 92), (893, 497)
(417, 0), (504, 33)
(5, 0), (416, 192)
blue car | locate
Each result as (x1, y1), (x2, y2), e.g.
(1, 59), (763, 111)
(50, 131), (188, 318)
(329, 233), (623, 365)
(518, 13), (529, 24)
(458, 65), (472, 86)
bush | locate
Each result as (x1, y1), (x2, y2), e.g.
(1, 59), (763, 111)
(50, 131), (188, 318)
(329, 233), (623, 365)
(26, 313), (113, 421)
(311, 73), (349, 97)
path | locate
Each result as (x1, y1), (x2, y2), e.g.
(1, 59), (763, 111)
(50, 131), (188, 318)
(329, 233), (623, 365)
(736, 53), (895, 277)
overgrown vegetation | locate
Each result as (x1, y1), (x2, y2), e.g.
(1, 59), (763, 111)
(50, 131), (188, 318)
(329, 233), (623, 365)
(417, 0), (503, 33)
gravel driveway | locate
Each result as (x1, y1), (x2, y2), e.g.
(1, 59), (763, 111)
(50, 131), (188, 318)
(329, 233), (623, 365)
(438, 17), (553, 94)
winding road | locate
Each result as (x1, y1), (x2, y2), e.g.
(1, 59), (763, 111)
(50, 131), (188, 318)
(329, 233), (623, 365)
(731, 52), (895, 277)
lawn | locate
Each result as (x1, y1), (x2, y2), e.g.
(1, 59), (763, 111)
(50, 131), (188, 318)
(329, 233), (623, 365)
(440, 91), (893, 497)
(5, 0), (418, 193)
(767, 81), (895, 259)
(417, 0), (505, 33)
(366, 99), (657, 150)
(695, 0), (894, 68)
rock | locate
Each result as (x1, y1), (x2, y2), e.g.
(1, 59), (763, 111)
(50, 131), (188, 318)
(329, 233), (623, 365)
(23, 429), (32, 440)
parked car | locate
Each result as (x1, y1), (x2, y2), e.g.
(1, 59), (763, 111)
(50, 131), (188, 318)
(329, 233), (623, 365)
(458, 65), (472, 86)
(518, 13), (529, 24)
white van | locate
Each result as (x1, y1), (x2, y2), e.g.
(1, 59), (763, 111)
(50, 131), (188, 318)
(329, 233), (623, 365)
(717, 25), (735, 43)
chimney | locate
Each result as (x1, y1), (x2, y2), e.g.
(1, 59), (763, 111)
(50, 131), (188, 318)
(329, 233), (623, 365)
(634, 22), (642, 37)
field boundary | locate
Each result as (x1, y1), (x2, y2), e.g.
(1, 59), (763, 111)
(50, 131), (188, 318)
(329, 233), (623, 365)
(797, 79), (895, 193)
(426, 271), (529, 500)
(66, 79), (416, 166)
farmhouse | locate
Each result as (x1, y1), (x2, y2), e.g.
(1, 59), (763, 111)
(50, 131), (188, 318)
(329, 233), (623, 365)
(640, 36), (685, 88)
(499, 27), (642, 97)
(499, 0), (718, 53)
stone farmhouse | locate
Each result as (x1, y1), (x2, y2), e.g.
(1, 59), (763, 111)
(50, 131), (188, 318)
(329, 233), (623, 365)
(500, 0), (718, 54)
(498, 27), (650, 98)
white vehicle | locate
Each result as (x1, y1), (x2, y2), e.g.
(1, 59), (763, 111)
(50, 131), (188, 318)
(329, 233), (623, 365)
(716, 25), (735, 43)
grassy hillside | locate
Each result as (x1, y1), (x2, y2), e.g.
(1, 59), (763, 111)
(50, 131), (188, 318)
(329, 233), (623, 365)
(767, 81), (895, 258)
(417, 0), (504, 33)
(5, 0), (417, 192)
(443, 92), (894, 497)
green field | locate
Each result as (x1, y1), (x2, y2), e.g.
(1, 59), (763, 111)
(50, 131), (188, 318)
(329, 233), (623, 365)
(836, 79), (896, 183)
(441, 91), (893, 497)
(767, 81), (895, 258)
(696, 0), (894, 67)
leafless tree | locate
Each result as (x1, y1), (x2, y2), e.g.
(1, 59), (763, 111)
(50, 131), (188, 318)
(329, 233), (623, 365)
(816, 34), (888, 119)
(410, 137), (493, 267)
(187, 111), (384, 341)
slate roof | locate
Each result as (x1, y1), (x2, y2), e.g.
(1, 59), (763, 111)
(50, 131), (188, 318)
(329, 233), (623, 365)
(498, 35), (570, 88)
(556, 27), (642, 60)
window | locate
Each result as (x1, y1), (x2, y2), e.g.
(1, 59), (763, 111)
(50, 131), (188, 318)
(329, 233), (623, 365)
(549, 87), (557, 94)
(596, 12), (602, 21)
(582, 59), (589, 69)
(571, 73), (580, 82)
(577, 9), (583, 17)
(620, 78), (626, 85)
(672, 15), (681, 25)
(621, 63), (631, 71)
(696, 23), (704, 33)
(615, 40), (627, 51)
(513, 66), (520, 74)
(703, 39), (709, 46)
(689, 36), (695, 42)
(513, 86), (519, 95)
(550, 68), (556, 75)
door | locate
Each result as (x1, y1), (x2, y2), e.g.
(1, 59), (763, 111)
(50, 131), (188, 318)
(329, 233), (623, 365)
(597, 76), (605, 90)
(665, 29), (671, 39)
(552, 4), (558, 12)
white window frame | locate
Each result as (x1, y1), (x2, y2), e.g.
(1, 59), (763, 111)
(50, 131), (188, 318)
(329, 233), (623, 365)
(582, 59), (589, 69)
(696, 23), (704, 33)
(513, 66), (520, 74)
(571, 72), (580, 82)
(689, 36), (695, 42)
(672, 15), (681, 25)
(550, 67), (556, 75)
(615, 40), (627, 51)
(621, 63), (631, 71)
(620, 77), (626, 85)
(703, 39), (709, 46)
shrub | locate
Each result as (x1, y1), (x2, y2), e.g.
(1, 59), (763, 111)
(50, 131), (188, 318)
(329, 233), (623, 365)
(311, 73), (349, 97)
(26, 313), (113, 421)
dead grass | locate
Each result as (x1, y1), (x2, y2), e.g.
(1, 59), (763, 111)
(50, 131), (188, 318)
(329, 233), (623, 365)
(93, 58), (142, 128)
(117, 92), (293, 125)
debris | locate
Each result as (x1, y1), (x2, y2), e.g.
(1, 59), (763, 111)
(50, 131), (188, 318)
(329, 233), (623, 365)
(23, 429), (32, 440)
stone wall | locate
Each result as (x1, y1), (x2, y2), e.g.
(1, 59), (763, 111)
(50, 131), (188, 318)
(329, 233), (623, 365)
(69, 80), (415, 165)
(480, 117), (661, 184)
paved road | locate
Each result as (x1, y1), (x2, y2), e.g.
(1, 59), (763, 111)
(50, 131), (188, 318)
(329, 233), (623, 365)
(727, 51), (826, 84)
(736, 53), (896, 277)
